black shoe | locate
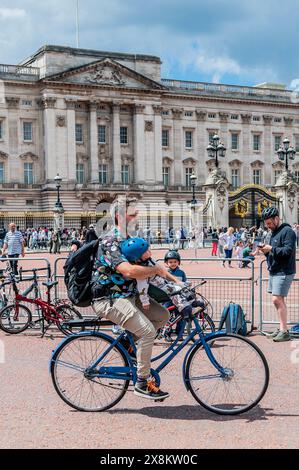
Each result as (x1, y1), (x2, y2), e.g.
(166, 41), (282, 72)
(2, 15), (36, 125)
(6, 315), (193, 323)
(134, 379), (170, 401)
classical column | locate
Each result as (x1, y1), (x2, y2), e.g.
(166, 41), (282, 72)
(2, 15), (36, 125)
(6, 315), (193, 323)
(133, 103), (145, 184)
(195, 110), (207, 184)
(172, 108), (183, 185)
(5, 97), (20, 183)
(89, 101), (99, 183)
(112, 102), (122, 184)
(263, 115), (273, 186)
(241, 113), (252, 184)
(65, 99), (76, 182)
(41, 97), (57, 182)
(153, 105), (163, 185)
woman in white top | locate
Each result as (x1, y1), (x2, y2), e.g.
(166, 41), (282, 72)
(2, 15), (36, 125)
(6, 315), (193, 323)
(219, 227), (235, 267)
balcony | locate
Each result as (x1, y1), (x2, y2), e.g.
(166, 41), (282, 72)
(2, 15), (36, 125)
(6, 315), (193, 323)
(0, 64), (40, 81)
(161, 79), (293, 104)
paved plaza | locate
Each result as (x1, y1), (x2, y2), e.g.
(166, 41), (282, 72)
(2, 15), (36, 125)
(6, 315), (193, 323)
(1, 250), (299, 449)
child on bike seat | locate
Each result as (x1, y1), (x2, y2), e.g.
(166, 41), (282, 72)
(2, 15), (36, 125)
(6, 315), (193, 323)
(120, 238), (199, 322)
(163, 250), (187, 340)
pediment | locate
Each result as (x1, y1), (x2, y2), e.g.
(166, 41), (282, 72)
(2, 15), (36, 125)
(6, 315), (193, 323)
(44, 58), (165, 91)
(228, 159), (243, 167)
(250, 159), (264, 168)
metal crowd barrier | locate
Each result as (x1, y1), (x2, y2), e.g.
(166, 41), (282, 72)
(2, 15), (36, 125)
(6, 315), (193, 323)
(259, 259), (299, 331)
(157, 257), (255, 331)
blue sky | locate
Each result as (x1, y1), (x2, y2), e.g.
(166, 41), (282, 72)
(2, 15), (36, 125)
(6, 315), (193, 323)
(1, 0), (299, 88)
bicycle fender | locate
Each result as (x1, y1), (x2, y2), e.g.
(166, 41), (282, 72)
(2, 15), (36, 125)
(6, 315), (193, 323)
(49, 331), (134, 373)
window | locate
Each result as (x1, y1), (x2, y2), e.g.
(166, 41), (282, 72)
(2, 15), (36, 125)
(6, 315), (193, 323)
(23, 122), (33, 141)
(162, 129), (169, 147)
(274, 135), (282, 151)
(185, 131), (193, 148)
(0, 199), (4, 206)
(231, 133), (239, 150)
(120, 127), (128, 144)
(0, 121), (3, 140)
(274, 117), (282, 123)
(75, 123), (83, 143)
(99, 164), (108, 185)
(26, 200), (34, 206)
(76, 164), (85, 184)
(253, 116), (260, 122)
(185, 168), (193, 187)
(231, 114), (239, 120)
(253, 169), (261, 185)
(231, 169), (239, 189)
(22, 100), (32, 106)
(294, 171), (299, 184)
(274, 170), (282, 184)
(121, 165), (130, 185)
(295, 136), (299, 152)
(24, 162), (33, 185)
(253, 134), (261, 151)
(208, 113), (216, 119)
(0, 162), (4, 184)
(163, 167), (170, 187)
(185, 111), (193, 117)
(98, 125), (106, 144)
(162, 110), (169, 116)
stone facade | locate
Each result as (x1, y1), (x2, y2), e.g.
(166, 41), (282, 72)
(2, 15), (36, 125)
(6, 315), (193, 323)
(0, 45), (299, 229)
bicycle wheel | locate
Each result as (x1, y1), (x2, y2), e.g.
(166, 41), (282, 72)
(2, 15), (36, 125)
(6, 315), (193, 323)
(0, 304), (32, 334)
(51, 333), (130, 411)
(185, 333), (269, 415)
(186, 312), (215, 342)
(55, 304), (83, 336)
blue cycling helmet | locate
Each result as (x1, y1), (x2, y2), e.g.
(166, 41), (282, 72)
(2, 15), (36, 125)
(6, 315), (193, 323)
(121, 237), (149, 262)
(261, 206), (279, 221)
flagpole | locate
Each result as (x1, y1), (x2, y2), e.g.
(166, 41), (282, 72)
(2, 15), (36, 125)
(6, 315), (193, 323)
(76, 0), (80, 48)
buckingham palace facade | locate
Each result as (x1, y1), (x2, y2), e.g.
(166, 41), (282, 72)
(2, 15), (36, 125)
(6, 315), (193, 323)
(0, 44), (299, 229)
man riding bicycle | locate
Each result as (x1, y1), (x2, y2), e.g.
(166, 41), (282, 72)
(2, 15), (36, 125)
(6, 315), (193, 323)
(92, 197), (171, 400)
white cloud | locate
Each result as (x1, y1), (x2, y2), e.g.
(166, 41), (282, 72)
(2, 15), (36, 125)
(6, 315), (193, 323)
(0, 8), (26, 20)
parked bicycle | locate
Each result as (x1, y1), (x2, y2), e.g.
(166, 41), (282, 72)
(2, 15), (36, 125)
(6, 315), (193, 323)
(0, 264), (83, 337)
(50, 309), (269, 415)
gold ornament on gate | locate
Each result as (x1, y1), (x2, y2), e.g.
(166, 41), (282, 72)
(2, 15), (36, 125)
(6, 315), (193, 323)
(235, 199), (249, 218)
(257, 200), (269, 217)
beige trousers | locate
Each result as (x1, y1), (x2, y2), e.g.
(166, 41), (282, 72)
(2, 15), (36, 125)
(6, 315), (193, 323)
(92, 296), (169, 379)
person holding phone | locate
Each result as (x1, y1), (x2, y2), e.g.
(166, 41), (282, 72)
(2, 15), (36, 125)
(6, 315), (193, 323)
(259, 207), (296, 342)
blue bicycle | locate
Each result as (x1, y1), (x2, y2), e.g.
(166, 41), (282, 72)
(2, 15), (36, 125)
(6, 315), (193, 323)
(50, 314), (269, 415)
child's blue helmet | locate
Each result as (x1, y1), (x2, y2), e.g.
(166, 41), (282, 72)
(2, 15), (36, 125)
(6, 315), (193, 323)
(121, 237), (149, 262)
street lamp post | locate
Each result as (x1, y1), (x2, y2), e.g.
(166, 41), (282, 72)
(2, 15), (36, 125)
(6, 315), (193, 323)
(276, 137), (296, 171)
(53, 174), (64, 231)
(54, 174), (63, 210)
(206, 134), (226, 168)
(188, 173), (199, 259)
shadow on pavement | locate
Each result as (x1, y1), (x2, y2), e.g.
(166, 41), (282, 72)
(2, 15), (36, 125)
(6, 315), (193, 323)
(107, 405), (299, 423)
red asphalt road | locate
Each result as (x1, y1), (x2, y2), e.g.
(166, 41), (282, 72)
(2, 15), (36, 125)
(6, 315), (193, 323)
(1, 250), (299, 449)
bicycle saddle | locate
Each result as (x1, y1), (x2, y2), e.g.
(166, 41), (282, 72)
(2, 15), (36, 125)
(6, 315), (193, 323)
(42, 280), (59, 289)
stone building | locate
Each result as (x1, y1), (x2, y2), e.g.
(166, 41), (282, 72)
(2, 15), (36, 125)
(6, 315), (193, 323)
(0, 45), (299, 229)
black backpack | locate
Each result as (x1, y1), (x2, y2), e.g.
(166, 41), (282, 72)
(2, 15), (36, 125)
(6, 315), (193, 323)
(64, 239), (99, 307)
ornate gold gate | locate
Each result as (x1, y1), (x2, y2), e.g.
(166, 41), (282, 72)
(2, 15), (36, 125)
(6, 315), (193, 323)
(229, 184), (279, 228)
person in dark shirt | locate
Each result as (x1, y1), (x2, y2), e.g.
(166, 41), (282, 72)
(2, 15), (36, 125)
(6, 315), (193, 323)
(85, 224), (98, 244)
(259, 207), (296, 342)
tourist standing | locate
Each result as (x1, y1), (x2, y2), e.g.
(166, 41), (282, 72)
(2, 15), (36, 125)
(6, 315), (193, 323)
(260, 207), (296, 342)
(219, 227), (235, 268)
(2, 223), (25, 275)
